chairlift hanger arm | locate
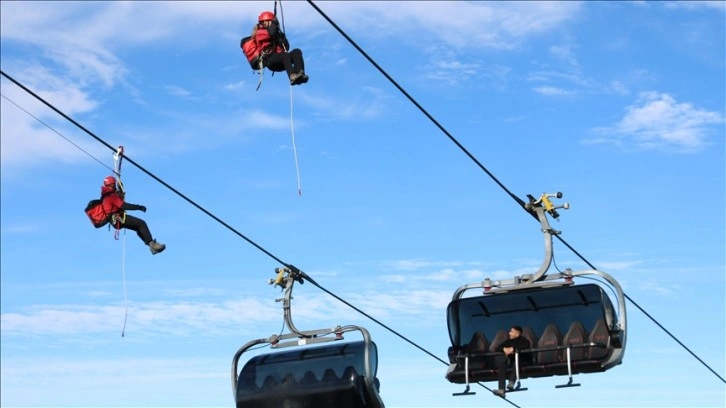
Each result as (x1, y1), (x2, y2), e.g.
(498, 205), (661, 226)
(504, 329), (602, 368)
(525, 192), (570, 282)
(453, 191), (572, 300)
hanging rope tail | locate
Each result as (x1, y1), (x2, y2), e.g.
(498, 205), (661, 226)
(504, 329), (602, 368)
(274, 1), (300, 195)
(121, 229), (128, 337)
(289, 84), (302, 196)
(112, 145), (129, 337)
(255, 53), (266, 91)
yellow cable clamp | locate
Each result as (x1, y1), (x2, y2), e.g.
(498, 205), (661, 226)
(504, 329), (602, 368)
(272, 267), (288, 286)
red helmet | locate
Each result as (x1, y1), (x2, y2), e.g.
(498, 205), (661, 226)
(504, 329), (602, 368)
(103, 176), (116, 187)
(258, 11), (275, 22)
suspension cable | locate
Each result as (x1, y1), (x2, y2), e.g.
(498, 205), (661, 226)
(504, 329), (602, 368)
(304, 0), (726, 385)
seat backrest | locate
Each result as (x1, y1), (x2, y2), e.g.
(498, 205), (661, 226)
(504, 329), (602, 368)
(468, 331), (490, 353)
(520, 326), (538, 364)
(588, 319), (611, 360)
(261, 375), (277, 390)
(321, 368), (339, 383)
(489, 329), (509, 352)
(279, 373), (297, 389)
(536, 323), (562, 364)
(299, 370), (318, 385)
(562, 321), (587, 361)
(341, 365), (359, 382)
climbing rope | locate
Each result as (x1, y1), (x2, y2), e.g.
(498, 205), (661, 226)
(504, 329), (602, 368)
(289, 86), (302, 196)
(121, 230), (128, 337)
(111, 146), (130, 336)
(113, 146), (125, 240)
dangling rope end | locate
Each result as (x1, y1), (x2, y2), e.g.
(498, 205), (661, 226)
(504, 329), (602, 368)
(289, 80), (302, 198)
(121, 230), (128, 338)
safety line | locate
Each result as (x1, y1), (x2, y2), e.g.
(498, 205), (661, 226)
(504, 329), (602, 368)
(305, 0), (726, 386)
(0, 93), (115, 173)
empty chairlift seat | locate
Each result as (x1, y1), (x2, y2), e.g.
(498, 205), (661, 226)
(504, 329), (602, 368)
(536, 323), (563, 366)
(299, 371), (319, 386)
(562, 321), (587, 362)
(235, 340), (384, 408)
(587, 318), (612, 361)
(445, 331), (493, 383)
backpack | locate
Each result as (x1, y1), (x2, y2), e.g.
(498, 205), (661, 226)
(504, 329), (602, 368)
(85, 198), (109, 228)
(241, 36), (262, 70)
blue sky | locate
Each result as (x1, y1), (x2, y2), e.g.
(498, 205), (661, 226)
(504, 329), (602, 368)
(1, 1), (724, 407)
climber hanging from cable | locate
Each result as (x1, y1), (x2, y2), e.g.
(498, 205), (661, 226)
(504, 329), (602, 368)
(84, 146), (166, 255)
(240, 7), (308, 89)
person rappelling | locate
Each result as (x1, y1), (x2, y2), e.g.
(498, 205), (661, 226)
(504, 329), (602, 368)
(241, 10), (308, 87)
(85, 175), (166, 255)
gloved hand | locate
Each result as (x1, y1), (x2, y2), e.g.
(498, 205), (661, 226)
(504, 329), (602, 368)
(138, 205), (147, 212)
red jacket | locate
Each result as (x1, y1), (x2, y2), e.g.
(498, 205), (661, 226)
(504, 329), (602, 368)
(254, 23), (285, 55)
(242, 22), (287, 67)
(100, 185), (125, 216)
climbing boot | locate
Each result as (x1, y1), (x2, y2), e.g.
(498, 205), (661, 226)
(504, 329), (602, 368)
(297, 70), (309, 84)
(148, 239), (166, 255)
(289, 72), (302, 85)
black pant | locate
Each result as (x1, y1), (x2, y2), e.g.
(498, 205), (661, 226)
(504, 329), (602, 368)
(266, 49), (304, 77)
(495, 355), (518, 390)
(117, 214), (152, 245)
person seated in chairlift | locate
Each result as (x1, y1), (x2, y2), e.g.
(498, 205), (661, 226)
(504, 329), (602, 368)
(492, 325), (531, 397)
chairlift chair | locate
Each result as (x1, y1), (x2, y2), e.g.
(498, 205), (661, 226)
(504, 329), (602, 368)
(445, 192), (627, 394)
(232, 267), (385, 408)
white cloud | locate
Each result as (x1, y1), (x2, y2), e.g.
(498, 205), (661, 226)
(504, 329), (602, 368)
(527, 69), (615, 97)
(532, 85), (578, 97)
(299, 86), (391, 121)
(608, 80), (631, 96)
(0, 1), (585, 171)
(549, 44), (580, 70)
(638, 280), (680, 296)
(225, 79), (248, 91)
(380, 258), (466, 272)
(165, 84), (193, 98)
(664, 1), (726, 11)
(594, 260), (644, 272)
(593, 91), (725, 151)
(0, 222), (42, 234)
(0, 298), (279, 337)
(423, 58), (482, 85)
(0, 76), (108, 170)
(235, 109), (294, 130)
(374, 1), (584, 50)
